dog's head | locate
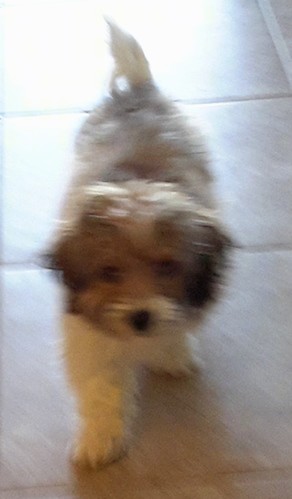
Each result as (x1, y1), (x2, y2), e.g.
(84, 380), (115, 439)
(45, 182), (231, 339)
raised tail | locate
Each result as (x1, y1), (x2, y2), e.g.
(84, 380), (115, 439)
(105, 18), (153, 91)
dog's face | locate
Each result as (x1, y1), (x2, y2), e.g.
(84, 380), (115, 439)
(47, 182), (230, 340)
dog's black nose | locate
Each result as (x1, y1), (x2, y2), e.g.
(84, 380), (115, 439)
(130, 310), (151, 333)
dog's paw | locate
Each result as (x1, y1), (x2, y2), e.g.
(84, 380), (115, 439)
(72, 418), (128, 468)
(151, 355), (204, 379)
(162, 359), (202, 378)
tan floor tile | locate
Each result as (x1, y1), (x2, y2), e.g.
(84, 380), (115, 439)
(1, 249), (292, 492)
(0, 269), (73, 489)
(185, 97), (292, 247)
(226, 469), (292, 499)
(72, 478), (231, 499)
(2, 113), (84, 263)
(3, 0), (290, 114)
(0, 484), (229, 499)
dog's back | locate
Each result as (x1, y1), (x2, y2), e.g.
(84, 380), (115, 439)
(58, 20), (214, 234)
(72, 21), (212, 212)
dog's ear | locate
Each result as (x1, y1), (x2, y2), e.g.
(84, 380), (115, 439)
(42, 213), (118, 290)
(185, 224), (232, 308)
(42, 232), (92, 291)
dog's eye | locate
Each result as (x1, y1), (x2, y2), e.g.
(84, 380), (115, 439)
(100, 266), (122, 283)
(153, 259), (180, 277)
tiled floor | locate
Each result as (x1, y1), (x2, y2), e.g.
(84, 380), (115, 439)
(1, 0), (292, 497)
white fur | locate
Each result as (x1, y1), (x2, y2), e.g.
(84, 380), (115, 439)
(63, 313), (198, 466)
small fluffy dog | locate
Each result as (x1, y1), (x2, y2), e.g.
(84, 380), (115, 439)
(46, 20), (231, 468)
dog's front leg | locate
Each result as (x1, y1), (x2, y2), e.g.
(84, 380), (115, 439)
(72, 368), (136, 468)
(62, 315), (137, 468)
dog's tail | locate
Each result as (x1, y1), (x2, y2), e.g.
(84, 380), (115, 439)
(106, 18), (153, 91)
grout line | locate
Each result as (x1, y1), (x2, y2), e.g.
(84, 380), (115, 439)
(258, 0), (292, 89)
(2, 467), (292, 494)
(0, 107), (88, 118)
(0, 262), (42, 269)
(217, 465), (292, 478)
(175, 92), (292, 106)
(235, 244), (292, 253)
(2, 243), (292, 270)
(1, 92), (292, 120)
